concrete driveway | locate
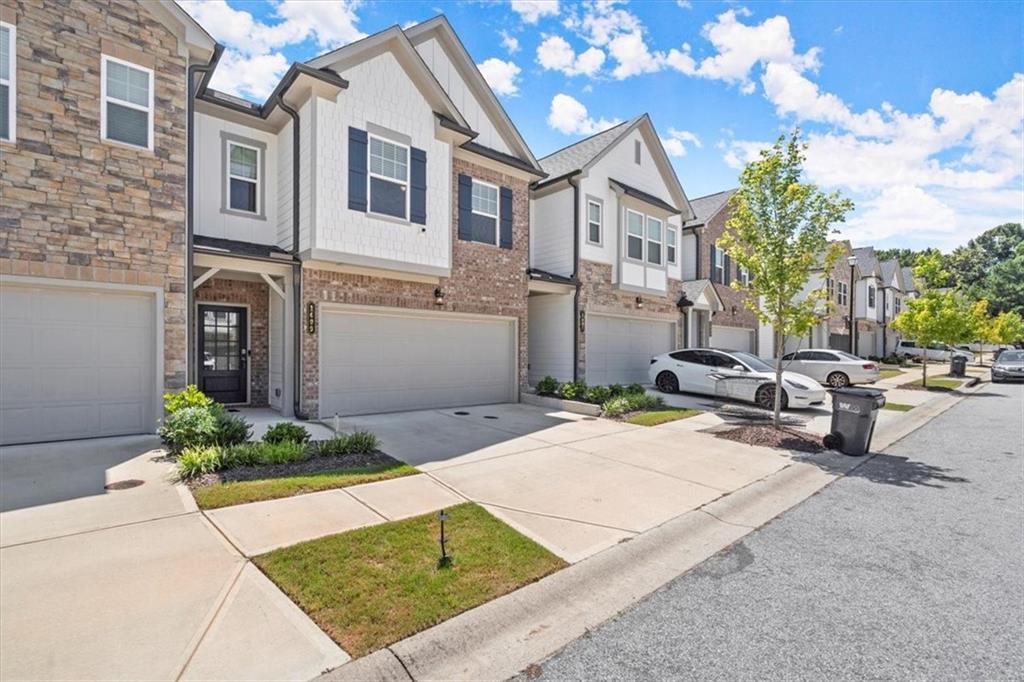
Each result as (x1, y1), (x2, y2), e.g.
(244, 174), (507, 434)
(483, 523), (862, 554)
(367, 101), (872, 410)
(338, 403), (793, 563)
(0, 436), (346, 681)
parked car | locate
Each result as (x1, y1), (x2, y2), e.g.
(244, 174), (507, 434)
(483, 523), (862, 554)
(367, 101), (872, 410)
(650, 348), (826, 410)
(895, 340), (974, 362)
(991, 349), (1024, 383)
(779, 349), (880, 388)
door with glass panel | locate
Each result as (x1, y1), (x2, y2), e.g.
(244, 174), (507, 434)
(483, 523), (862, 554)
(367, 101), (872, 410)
(198, 305), (248, 404)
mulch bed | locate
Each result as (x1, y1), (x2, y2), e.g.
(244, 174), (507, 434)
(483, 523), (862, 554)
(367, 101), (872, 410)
(186, 450), (400, 490)
(715, 424), (825, 453)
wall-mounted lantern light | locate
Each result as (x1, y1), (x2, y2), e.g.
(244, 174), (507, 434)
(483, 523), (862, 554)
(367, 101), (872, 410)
(579, 310), (586, 333)
(635, 296), (643, 309)
(434, 287), (445, 305)
(731, 305), (738, 316)
(305, 302), (316, 334)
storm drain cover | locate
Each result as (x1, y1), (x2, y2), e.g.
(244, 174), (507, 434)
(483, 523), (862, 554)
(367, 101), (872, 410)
(454, 411), (470, 416)
(105, 479), (145, 491)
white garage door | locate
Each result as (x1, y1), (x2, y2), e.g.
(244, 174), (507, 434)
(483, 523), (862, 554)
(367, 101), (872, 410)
(586, 314), (675, 386)
(710, 325), (755, 353)
(319, 307), (516, 416)
(1, 283), (157, 445)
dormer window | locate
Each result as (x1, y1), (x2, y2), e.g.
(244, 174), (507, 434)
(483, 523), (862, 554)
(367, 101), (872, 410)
(369, 134), (409, 219)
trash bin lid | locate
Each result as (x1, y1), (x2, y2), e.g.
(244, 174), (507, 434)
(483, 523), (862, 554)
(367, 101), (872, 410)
(829, 386), (885, 397)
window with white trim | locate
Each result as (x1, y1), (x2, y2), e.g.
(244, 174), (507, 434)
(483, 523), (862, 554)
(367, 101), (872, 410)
(0, 22), (15, 142)
(368, 134), (409, 219)
(895, 296), (902, 315)
(827, 277), (835, 299)
(666, 227), (677, 264)
(739, 265), (750, 285)
(646, 217), (662, 265)
(101, 55), (152, 149)
(227, 141), (260, 214)
(712, 245), (725, 283)
(625, 209), (644, 260)
(837, 281), (848, 305)
(469, 178), (499, 245)
(587, 200), (602, 244)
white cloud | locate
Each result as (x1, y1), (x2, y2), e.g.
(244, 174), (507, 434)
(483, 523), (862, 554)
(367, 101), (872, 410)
(676, 0), (693, 8)
(536, 35), (605, 77)
(547, 93), (621, 135)
(511, 0), (559, 24)
(207, 51), (290, 101)
(607, 30), (663, 79)
(840, 186), (960, 246)
(477, 58), (522, 97)
(660, 128), (702, 157)
(500, 30), (520, 54)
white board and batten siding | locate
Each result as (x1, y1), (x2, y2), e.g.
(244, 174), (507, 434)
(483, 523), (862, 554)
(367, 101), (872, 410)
(527, 294), (574, 384)
(0, 281), (160, 445)
(529, 190), (574, 277)
(319, 306), (517, 417)
(586, 313), (675, 386)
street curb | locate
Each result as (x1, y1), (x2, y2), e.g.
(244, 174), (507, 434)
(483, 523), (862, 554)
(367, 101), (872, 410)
(315, 377), (987, 682)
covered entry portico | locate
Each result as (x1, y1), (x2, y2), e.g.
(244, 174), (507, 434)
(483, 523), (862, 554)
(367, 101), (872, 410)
(677, 279), (723, 349)
(191, 237), (296, 415)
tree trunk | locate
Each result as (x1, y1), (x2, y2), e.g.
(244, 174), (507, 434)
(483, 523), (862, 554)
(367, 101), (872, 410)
(922, 355), (928, 388)
(978, 342), (984, 367)
(774, 326), (784, 429)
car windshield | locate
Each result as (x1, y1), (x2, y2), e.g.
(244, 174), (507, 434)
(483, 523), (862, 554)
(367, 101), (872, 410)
(730, 351), (774, 372)
(1000, 350), (1024, 362)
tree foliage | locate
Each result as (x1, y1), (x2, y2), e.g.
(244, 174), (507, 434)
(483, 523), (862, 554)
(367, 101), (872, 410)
(987, 310), (1024, 346)
(719, 130), (853, 426)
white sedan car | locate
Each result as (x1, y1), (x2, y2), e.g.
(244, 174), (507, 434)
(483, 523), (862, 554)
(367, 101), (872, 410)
(779, 349), (880, 388)
(649, 348), (827, 410)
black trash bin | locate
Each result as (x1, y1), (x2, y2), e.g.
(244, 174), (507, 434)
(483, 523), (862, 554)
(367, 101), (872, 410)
(950, 355), (967, 377)
(823, 387), (886, 456)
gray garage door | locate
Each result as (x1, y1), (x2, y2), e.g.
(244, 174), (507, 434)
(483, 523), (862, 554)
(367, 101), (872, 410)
(319, 307), (516, 416)
(1, 283), (157, 445)
(585, 314), (675, 386)
(709, 325), (755, 353)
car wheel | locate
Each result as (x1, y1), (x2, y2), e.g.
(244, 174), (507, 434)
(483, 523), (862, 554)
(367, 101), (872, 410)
(656, 371), (679, 394)
(827, 371), (850, 388)
(755, 385), (789, 411)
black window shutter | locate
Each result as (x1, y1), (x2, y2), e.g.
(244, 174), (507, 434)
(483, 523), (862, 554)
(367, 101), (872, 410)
(348, 127), (368, 212)
(499, 186), (513, 249)
(724, 253), (731, 285)
(410, 147), (427, 224)
(710, 243), (717, 283)
(457, 174), (473, 241)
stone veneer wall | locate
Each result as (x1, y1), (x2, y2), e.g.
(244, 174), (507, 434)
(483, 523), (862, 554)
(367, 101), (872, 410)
(194, 278), (271, 407)
(298, 157), (530, 417)
(0, 0), (189, 391)
(576, 260), (685, 380)
(698, 204), (759, 332)
(827, 242), (855, 335)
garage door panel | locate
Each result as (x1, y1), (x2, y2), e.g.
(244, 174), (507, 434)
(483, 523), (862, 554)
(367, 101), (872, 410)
(710, 325), (755, 353)
(99, 402), (147, 432)
(1, 325), (33, 364)
(586, 314), (675, 386)
(320, 309), (515, 417)
(37, 290), (98, 323)
(97, 327), (151, 364)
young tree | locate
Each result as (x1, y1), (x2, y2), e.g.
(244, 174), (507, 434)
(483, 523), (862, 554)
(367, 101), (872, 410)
(989, 310), (1024, 349)
(719, 131), (853, 427)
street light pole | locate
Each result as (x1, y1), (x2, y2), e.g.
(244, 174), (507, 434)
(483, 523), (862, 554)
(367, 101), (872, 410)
(847, 255), (859, 355)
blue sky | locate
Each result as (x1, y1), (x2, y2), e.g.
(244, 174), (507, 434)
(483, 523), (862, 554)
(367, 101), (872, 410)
(180, 0), (1024, 252)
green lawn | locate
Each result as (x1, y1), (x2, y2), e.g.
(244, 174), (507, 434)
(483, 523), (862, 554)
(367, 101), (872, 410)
(882, 402), (914, 412)
(192, 462), (418, 509)
(626, 408), (701, 426)
(254, 503), (566, 658)
(901, 375), (963, 391)
(878, 368), (905, 380)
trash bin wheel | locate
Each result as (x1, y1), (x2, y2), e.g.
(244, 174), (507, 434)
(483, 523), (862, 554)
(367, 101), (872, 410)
(823, 432), (842, 451)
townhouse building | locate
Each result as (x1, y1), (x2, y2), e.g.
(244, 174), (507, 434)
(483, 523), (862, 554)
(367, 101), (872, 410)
(850, 246), (907, 358)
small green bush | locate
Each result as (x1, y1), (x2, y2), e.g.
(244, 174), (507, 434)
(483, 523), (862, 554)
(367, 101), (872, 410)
(344, 430), (379, 454)
(536, 376), (560, 396)
(164, 385), (213, 415)
(257, 441), (308, 465)
(314, 430), (380, 457)
(177, 445), (223, 479)
(159, 406), (218, 453)
(602, 392), (663, 417)
(263, 422), (310, 444)
(558, 381), (587, 401)
(607, 384), (625, 398)
(583, 385), (611, 405)
(625, 383), (646, 395)
(213, 410), (252, 447)
(222, 442), (264, 468)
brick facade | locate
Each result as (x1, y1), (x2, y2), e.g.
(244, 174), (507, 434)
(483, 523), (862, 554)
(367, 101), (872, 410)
(576, 260), (685, 379)
(826, 242), (855, 337)
(298, 157), (531, 417)
(194, 277), (271, 407)
(0, 0), (188, 391)
(697, 206), (759, 331)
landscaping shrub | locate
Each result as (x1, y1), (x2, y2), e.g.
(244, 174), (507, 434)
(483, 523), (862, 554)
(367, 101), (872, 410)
(159, 406), (218, 453)
(164, 385), (213, 414)
(314, 430), (380, 457)
(583, 385), (611, 405)
(607, 384), (625, 398)
(558, 381), (587, 401)
(177, 445), (223, 479)
(602, 392), (664, 417)
(344, 430), (379, 454)
(213, 410), (252, 447)
(536, 376), (560, 396)
(625, 383), (646, 395)
(257, 441), (308, 465)
(263, 422), (311, 444)
(222, 442), (264, 467)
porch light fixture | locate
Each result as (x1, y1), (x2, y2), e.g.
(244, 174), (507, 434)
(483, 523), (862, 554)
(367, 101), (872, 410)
(676, 293), (694, 311)
(305, 302), (317, 335)
(635, 296), (643, 309)
(434, 287), (444, 305)
(731, 305), (737, 316)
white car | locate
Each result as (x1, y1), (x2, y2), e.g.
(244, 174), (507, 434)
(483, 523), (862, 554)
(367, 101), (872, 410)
(779, 349), (880, 388)
(896, 340), (974, 362)
(649, 348), (827, 410)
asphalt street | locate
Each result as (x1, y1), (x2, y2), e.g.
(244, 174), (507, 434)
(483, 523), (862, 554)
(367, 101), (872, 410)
(529, 380), (1024, 681)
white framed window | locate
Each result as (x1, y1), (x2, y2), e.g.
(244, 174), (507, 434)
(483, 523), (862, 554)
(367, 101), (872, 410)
(468, 178), (500, 245)
(368, 134), (409, 219)
(713, 245), (725, 283)
(587, 200), (602, 245)
(101, 54), (153, 150)
(666, 227), (677, 265)
(0, 22), (15, 143)
(739, 265), (750, 285)
(646, 217), (662, 265)
(827, 277), (835, 299)
(227, 141), (260, 214)
(625, 209), (644, 261)
(895, 296), (902, 314)
(837, 281), (848, 306)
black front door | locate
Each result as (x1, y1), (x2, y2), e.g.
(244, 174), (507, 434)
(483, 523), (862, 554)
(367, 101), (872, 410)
(198, 304), (248, 404)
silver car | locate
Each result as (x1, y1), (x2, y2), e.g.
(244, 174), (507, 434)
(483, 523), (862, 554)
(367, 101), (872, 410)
(779, 349), (881, 388)
(991, 349), (1024, 383)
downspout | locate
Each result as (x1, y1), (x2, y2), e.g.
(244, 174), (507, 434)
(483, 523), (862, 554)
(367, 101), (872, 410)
(273, 93), (308, 420)
(186, 45), (223, 387)
(568, 174), (581, 383)
(880, 285), (889, 357)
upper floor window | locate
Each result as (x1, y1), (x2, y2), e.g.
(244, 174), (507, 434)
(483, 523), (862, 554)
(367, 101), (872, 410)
(587, 200), (602, 244)
(368, 134), (408, 219)
(827, 277), (835, 299)
(666, 227), (677, 265)
(101, 55), (152, 150)
(469, 178), (499, 245)
(894, 296), (902, 315)
(712, 244), (725, 283)
(228, 141), (260, 214)
(0, 22), (15, 142)
(626, 209), (644, 260)
(837, 281), (848, 306)
(646, 217), (662, 265)
(867, 284), (876, 307)
(738, 265), (750, 286)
